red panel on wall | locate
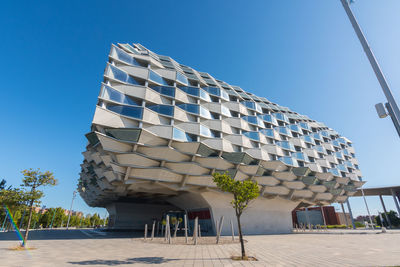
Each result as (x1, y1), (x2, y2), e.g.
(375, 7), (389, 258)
(188, 209), (211, 220)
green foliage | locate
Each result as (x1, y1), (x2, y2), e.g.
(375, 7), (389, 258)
(20, 169), (57, 246)
(212, 172), (260, 259)
(0, 179), (11, 190)
(212, 172), (259, 217)
(326, 224), (348, 229)
(376, 210), (400, 227)
(355, 221), (365, 228)
(170, 217), (177, 225)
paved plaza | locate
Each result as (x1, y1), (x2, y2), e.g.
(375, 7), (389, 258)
(0, 229), (400, 266)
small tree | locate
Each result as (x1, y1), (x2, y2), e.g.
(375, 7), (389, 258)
(212, 172), (259, 260)
(20, 169), (57, 247)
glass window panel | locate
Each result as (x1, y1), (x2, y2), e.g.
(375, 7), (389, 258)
(178, 104), (200, 114)
(149, 70), (169, 86)
(105, 128), (141, 142)
(199, 89), (211, 102)
(108, 65), (140, 85)
(150, 86), (175, 97)
(276, 141), (295, 151)
(260, 129), (275, 138)
(101, 85), (140, 106)
(180, 86), (200, 97)
(173, 127), (187, 141)
(176, 71), (188, 85)
(107, 105), (143, 119)
(203, 87), (220, 96)
(259, 114), (278, 125)
(243, 131), (260, 141)
(199, 106), (212, 119)
(274, 113), (289, 123)
(113, 46), (142, 67)
(148, 105), (174, 116)
(200, 125), (213, 137)
(220, 105), (231, 117)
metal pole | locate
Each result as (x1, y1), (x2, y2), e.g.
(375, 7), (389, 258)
(320, 206), (327, 228)
(340, 0), (400, 137)
(379, 195), (392, 228)
(346, 199), (356, 229)
(50, 209), (57, 229)
(305, 208), (311, 229)
(391, 189), (400, 216)
(184, 214), (188, 244)
(340, 203), (349, 226)
(1, 212), (8, 231)
(230, 219), (235, 241)
(66, 191), (77, 230)
(360, 188), (374, 227)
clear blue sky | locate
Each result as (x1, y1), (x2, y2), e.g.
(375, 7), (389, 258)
(1, 0), (399, 217)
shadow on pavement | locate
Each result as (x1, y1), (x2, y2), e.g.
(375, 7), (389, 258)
(0, 229), (143, 241)
(68, 257), (176, 265)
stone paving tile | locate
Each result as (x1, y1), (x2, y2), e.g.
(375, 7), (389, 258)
(1, 231), (400, 266)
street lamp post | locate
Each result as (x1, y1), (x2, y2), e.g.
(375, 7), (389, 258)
(66, 191), (77, 230)
(340, 0), (400, 137)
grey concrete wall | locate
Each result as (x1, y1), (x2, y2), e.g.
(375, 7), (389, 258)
(201, 191), (300, 235)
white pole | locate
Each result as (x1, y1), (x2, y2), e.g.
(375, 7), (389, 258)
(193, 217), (198, 245)
(340, 0), (400, 137)
(66, 191), (77, 230)
(198, 224), (201, 238)
(144, 224), (148, 240)
(230, 219), (234, 241)
(151, 221), (155, 240)
(184, 214), (188, 244)
(216, 216), (224, 244)
(361, 188), (374, 227)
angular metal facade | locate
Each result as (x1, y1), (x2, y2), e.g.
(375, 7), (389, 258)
(78, 43), (364, 232)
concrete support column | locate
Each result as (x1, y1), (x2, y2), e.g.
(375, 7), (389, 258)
(340, 202), (349, 226)
(379, 195), (392, 228)
(346, 199), (356, 229)
(305, 208), (311, 228)
(320, 206), (327, 227)
(361, 188), (374, 227)
(391, 189), (400, 217)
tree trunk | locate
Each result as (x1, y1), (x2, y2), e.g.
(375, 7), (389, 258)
(23, 199), (34, 247)
(236, 212), (246, 259)
(23, 184), (36, 247)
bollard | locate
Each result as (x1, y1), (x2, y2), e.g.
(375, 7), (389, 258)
(193, 217), (198, 245)
(198, 224), (201, 238)
(216, 216), (224, 244)
(184, 214), (188, 244)
(151, 221), (155, 240)
(230, 219), (234, 241)
(144, 224), (148, 240)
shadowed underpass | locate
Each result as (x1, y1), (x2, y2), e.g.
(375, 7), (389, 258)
(0, 229), (142, 241)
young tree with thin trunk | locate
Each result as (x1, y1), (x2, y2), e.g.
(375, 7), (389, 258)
(212, 172), (259, 260)
(20, 169), (57, 247)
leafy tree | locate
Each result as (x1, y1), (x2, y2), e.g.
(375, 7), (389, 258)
(376, 210), (400, 228)
(0, 179), (11, 190)
(20, 169), (57, 246)
(212, 172), (259, 260)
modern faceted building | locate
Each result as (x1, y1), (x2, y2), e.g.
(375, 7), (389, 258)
(78, 43), (364, 234)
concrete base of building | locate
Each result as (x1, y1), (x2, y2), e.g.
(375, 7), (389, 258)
(106, 202), (177, 230)
(106, 192), (299, 235)
(202, 191), (300, 235)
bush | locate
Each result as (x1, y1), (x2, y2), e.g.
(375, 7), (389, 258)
(355, 221), (365, 228)
(326, 224), (348, 229)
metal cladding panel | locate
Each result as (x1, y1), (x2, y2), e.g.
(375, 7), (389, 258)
(78, 43), (364, 208)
